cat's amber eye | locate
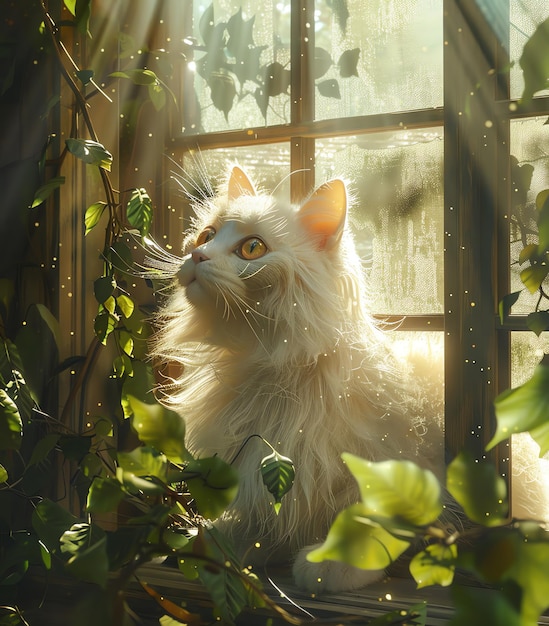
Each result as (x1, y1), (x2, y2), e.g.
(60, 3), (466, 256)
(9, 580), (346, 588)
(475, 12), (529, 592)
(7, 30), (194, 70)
(237, 237), (268, 260)
(196, 227), (216, 246)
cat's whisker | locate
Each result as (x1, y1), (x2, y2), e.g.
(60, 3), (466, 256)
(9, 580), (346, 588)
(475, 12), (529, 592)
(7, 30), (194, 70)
(239, 263), (267, 281)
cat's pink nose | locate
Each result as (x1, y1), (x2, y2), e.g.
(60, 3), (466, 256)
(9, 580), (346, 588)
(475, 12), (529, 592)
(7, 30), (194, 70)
(192, 249), (210, 263)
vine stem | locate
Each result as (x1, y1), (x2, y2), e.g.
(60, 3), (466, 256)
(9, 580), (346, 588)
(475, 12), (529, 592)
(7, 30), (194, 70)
(229, 433), (275, 465)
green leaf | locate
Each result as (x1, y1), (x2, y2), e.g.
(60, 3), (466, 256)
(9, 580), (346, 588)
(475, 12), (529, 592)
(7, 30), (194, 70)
(121, 360), (155, 417)
(0, 463), (8, 483)
(30, 176), (65, 208)
(199, 4), (215, 44)
(127, 394), (189, 463)
(86, 476), (126, 513)
(526, 310), (549, 336)
(74, 0), (91, 34)
(447, 452), (508, 526)
(314, 47), (333, 79)
(520, 17), (549, 104)
(185, 456), (239, 520)
(118, 330), (134, 357)
(307, 503), (410, 570)
(59, 434), (92, 462)
(467, 526), (549, 624)
(338, 48), (360, 78)
(226, 8), (256, 60)
(126, 188), (153, 237)
(0, 388), (22, 450)
(76, 69), (94, 85)
(148, 82), (167, 111)
(260, 451), (294, 514)
(66, 138), (113, 171)
(63, 0), (76, 15)
(342, 454), (442, 526)
(28, 433), (60, 466)
(518, 243), (540, 265)
(117, 446), (168, 480)
(93, 275), (115, 304)
(84, 201), (107, 235)
(488, 360), (549, 454)
(209, 70), (237, 121)
(116, 467), (164, 495)
(116, 294), (135, 318)
(410, 543), (457, 588)
(14, 304), (59, 403)
(451, 585), (522, 626)
(536, 188), (549, 211)
(264, 62), (291, 97)
(60, 523), (109, 587)
(520, 264), (549, 293)
(537, 193), (549, 253)
(317, 78), (341, 99)
(194, 527), (248, 624)
(110, 69), (159, 85)
(499, 290), (521, 324)
(93, 309), (116, 345)
(113, 353), (132, 378)
(32, 499), (78, 554)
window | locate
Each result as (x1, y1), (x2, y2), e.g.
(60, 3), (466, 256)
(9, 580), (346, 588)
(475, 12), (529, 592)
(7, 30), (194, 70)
(37, 0), (549, 618)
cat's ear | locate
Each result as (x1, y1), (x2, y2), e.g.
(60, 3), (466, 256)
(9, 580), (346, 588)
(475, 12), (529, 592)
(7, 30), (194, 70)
(298, 179), (347, 250)
(228, 166), (256, 200)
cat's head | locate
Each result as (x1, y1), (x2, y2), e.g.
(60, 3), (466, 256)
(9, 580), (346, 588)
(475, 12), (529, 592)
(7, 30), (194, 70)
(162, 166), (366, 361)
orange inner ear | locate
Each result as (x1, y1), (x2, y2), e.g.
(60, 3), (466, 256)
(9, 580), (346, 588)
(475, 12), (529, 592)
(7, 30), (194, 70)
(228, 166), (256, 200)
(299, 179), (347, 248)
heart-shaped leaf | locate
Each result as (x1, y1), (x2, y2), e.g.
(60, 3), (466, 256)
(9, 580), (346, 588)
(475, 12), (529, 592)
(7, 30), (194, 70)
(66, 138), (113, 171)
(307, 503), (410, 570)
(260, 450), (295, 514)
(343, 454), (442, 527)
(410, 543), (457, 588)
(185, 456), (238, 520)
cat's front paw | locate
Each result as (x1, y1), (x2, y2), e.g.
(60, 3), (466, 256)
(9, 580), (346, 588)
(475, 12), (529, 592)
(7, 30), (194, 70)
(292, 544), (384, 593)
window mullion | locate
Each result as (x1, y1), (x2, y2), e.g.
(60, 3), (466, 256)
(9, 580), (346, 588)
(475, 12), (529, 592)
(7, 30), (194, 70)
(443, 0), (505, 469)
(290, 0), (315, 201)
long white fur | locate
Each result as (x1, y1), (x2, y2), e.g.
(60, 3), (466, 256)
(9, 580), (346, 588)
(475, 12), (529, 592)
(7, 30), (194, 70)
(151, 166), (443, 592)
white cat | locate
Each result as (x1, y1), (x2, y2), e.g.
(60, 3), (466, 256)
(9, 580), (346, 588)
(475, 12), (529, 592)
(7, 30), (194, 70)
(151, 165), (443, 593)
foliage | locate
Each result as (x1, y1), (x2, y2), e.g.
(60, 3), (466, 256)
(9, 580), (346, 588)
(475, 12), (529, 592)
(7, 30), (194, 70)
(3, 2), (549, 626)
(179, 3), (359, 124)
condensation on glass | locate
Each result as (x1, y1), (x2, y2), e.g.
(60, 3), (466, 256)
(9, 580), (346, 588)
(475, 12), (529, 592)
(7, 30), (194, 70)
(314, 0), (443, 120)
(316, 131), (444, 316)
(510, 332), (549, 521)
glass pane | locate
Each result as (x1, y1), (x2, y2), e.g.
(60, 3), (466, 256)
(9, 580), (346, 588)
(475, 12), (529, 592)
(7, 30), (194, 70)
(510, 332), (549, 521)
(509, 117), (549, 315)
(182, 1), (291, 134)
(316, 130), (444, 315)
(166, 144), (290, 238)
(314, 0), (443, 120)
(180, 143), (290, 191)
(510, 2), (549, 100)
